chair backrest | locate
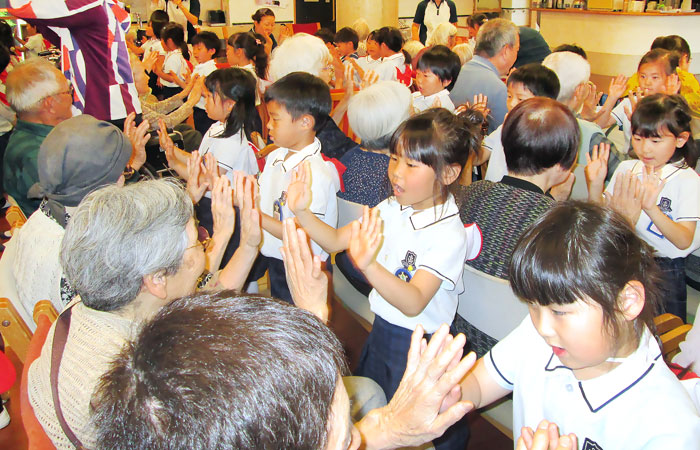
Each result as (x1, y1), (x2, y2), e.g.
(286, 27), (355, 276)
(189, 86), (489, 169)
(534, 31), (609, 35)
(654, 313), (693, 362)
(6, 205), (27, 232)
(20, 300), (57, 449)
(330, 89), (358, 142)
(457, 265), (529, 341)
(337, 197), (364, 229)
(0, 297), (33, 364)
(291, 22), (320, 35)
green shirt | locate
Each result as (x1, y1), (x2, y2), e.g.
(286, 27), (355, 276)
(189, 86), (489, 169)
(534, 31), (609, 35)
(3, 120), (53, 216)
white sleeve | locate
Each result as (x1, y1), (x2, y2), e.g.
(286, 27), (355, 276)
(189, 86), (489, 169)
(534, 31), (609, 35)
(417, 222), (469, 290)
(308, 162), (339, 219)
(673, 172), (700, 223)
(483, 316), (539, 390)
(611, 98), (629, 128)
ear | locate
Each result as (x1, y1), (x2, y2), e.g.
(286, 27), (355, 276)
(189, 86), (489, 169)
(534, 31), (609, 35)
(299, 113), (316, 131)
(676, 131), (690, 148)
(223, 98), (236, 114)
(142, 271), (168, 300)
(440, 163), (462, 185)
(441, 78), (452, 89)
(618, 280), (645, 322)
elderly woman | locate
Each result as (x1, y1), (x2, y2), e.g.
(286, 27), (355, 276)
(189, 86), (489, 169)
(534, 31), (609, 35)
(25, 175), (260, 449)
(426, 22), (458, 48)
(1, 114), (148, 330)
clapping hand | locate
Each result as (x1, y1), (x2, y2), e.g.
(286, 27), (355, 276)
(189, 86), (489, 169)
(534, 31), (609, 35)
(186, 151), (209, 203)
(123, 112), (150, 171)
(584, 142), (610, 196)
(348, 206), (383, 272)
(211, 175), (235, 240)
(609, 170), (643, 225)
(608, 74), (628, 101)
(234, 171), (262, 249)
(287, 161), (313, 214)
(516, 420), (578, 450)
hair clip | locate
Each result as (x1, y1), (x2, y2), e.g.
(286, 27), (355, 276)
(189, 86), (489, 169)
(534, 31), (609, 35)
(255, 39), (261, 45)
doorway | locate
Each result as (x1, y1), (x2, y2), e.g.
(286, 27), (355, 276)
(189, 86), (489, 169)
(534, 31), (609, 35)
(295, 0), (335, 31)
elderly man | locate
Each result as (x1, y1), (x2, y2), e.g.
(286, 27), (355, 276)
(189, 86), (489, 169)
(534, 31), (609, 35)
(449, 18), (520, 134)
(3, 59), (74, 216)
(26, 176), (259, 449)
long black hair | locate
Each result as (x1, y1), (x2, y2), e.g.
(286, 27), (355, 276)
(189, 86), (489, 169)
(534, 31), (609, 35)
(204, 68), (258, 141)
(160, 22), (190, 61)
(229, 32), (268, 79)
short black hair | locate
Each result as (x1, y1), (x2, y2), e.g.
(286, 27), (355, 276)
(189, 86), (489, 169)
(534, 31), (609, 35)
(91, 291), (347, 450)
(335, 27), (359, 50)
(264, 72), (332, 132)
(149, 10), (169, 39)
(638, 48), (679, 75)
(507, 63), (560, 100)
(416, 45), (462, 91)
(375, 26), (404, 53)
(651, 35), (691, 59)
(0, 45), (10, 74)
(502, 97), (579, 175)
(467, 13), (488, 28)
(552, 44), (587, 60)
(191, 30), (221, 54)
(314, 28), (335, 45)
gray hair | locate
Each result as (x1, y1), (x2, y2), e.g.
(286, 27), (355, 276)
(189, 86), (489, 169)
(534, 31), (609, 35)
(475, 19), (518, 58)
(402, 40), (425, 60)
(348, 81), (411, 150)
(543, 51), (591, 104)
(60, 178), (193, 312)
(352, 18), (370, 41)
(452, 43), (474, 66)
(426, 23), (457, 47)
(268, 33), (331, 81)
(5, 59), (65, 114)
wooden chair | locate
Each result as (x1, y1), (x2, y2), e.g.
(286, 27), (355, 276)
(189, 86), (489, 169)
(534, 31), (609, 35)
(330, 89), (358, 143)
(20, 300), (57, 449)
(654, 313), (693, 362)
(291, 23), (320, 35)
(0, 298), (32, 364)
(5, 205), (26, 233)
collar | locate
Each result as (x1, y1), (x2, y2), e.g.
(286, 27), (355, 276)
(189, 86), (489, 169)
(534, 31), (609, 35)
(14, 119), (54, 137)
(625, 160), (687, 181)
(383, 52), (404, 63)
(396, 194), (459, 230)
(500, 175), (544, 194)
(471, 55), (500, 77)
(198, 59), (216, 69)
(417, 88), (449, 103)
(429, 0), (448, 8)
(269, 138), (322, 172)
(341, 52), (358, 62)
(544, 328), (662, 413)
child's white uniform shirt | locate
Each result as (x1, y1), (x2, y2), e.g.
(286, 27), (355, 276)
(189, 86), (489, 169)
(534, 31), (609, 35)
(356, 55), (382, 73)
(485, 316), (700, 449)
(239, 63), (262, 105)
(192, 59), (217, 109)
(25, 34), (46, 59)
(412, 89), (455, 113)
(606, 160), (700, 258)
(258, 138), (340, 260)
(368, 196), (482, 333)
(161, 49), (187, 88)
(198, 122), (258, 198)
(611, 97), (632, 153)
(376, 52), (410, 85)
(142, 39), (165, 63)
(483, 125), (506, 182)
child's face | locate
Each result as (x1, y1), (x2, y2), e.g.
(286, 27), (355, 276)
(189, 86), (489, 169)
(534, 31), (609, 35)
(416, 69), (450, 97)
(506, 82), (535, 112)
(336, 41), (355, 57)
(528, 299), (618, 380)
(366, 39), (380, 60)
(193, 43), (214, 64)
(266, 100), (309, 149)
(638, 61), (670, 95)
(204, 88), (232, 123)
(631, 126), (687, 171)
(388, 149), (438, 210)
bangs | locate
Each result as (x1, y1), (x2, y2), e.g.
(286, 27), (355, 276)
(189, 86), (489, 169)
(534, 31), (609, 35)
(631, 102), (668, 138)
(389, 115), (440, 167)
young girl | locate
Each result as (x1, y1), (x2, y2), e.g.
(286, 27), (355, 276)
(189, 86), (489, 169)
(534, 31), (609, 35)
(355, 30), (382, 75)
(587, 94), (699, 323)
(287, 108), (483, 450)
(374, 26), (412, 86)
(459, 201), (700, 448)
(226, 32), (269, 104)
(156, 22), (191, 99)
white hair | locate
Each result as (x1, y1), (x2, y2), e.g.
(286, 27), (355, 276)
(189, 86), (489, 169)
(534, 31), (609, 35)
(5, 59), (64, 114)
(352, 18), (370, 41)
(402, 40), (425, 60)
(451, 43), (474, 66)
(426, 23), (457, 47)
(347, 81), (411, 150)
(542, 51), (591, 104)
(268, 33), (331, 81)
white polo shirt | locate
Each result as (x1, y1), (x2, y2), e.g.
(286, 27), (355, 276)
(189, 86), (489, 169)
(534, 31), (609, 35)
(611, 97), (632, 153)
(485, 316), (700, 449)
(356, 55), (383, 73)
(192, 59), (217, 110)
(606, 160), (700, 258)
(199, 123), (258, 199)
(368, 196), (481, 333)
(423, 0), (453, 44)
(483, 125), (507, 182)
(412, 89), (455, 113)
(142, 39), (165, 64)
(161, 49), (187, 88)
(258, 138), (340, 260)
(376, 52), (411, 86)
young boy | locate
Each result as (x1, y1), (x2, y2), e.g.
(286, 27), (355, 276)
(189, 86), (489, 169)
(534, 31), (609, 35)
(259, 72), (340, 303)
(14, 23), (46, 59)
(412, 45), (461, 113)
(335, 27), (359, 63)
(482, 63), (560, 182)
(190, 31), (220, 136)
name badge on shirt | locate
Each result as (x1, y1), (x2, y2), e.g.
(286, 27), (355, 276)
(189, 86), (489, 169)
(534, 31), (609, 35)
(394, 250), (417, 282)
(646, 196), (673, 239)
(273, 191), (287, 221)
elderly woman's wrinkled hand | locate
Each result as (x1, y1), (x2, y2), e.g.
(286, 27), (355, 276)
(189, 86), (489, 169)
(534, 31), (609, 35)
(211, 175), (235, 240)
(356, 324), (476, 450)
(281, 218), (329, 322)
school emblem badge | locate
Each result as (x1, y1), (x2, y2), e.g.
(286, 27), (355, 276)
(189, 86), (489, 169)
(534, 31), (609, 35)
(582, 438), (603, 450)
(395, 250), (417, 282)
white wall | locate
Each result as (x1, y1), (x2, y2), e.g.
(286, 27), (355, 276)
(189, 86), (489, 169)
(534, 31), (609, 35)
(398, 0), (475, 18)
(229, 0), (294, 24)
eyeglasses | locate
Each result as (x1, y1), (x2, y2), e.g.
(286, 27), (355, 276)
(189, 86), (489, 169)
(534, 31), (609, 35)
(39, 84), (75, 103)
(186, 225), (212, 251)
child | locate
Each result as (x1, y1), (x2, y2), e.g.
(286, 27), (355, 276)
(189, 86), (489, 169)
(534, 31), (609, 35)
(335, 27), (359, 63)
(587, 94), (700, 323)
(155, 22), (190, 99)
(374, 27), (412, 86)
(355, 30), (382, 74)
(288, 108), (482, 450)
(412, 45), (461, 113)
(596, 49), (680, 153)
(190, 31), (220, 137)
(141, 10), (169, 97)
(226, 31), (269, 104)
(482, 63), (560, 181)
(459, 201), (700, 448)
(258, 72), (340, 302)
(14, 23), (46, 59)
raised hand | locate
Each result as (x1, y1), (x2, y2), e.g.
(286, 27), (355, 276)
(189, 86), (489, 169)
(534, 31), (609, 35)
(581, 81), (603, 122)
(609, 170), (643, 225)
(281, 218), (329, 322)
(608, 73), (628, 101)
(348, 206), (383, 272)
(584, 142), (610, 193)
(287, 161), (313, 214)
(182, 73), (200, 98)
(142, 51), (158, 72)
(665, 72), (681, 95)
(123, 112), (150, 171)
(516, 420), (578, 450)
(157, 118), (176, 163)
(211, 175), (235, 238)
(185, 151), (209, 203)
(361, 70), (380, 89)
(236, 172), (262, 249)
(201, 152), (220, 192)
(640, 165), (665, 212)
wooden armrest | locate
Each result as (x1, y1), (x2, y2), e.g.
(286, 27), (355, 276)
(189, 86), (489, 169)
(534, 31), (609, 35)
(654, 313), (684, 335)
(33, 300), (58, 325)
(0, 297), (32, 363)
